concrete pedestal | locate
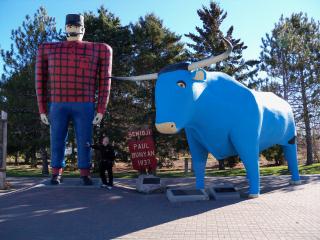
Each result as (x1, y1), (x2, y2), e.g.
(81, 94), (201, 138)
(136, 174), (165, 193)
(207, 183), (240, 200)
(166, 189), (209, 202)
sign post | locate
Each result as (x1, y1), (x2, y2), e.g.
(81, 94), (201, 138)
(0, 111), (8, 190)
(128, 128), (157, 173)
(127, 128), (164, 193)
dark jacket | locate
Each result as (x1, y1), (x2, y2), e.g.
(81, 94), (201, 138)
(90, 144), (116, 164)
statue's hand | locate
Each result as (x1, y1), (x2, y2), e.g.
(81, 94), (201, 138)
(92, 113), (103, 125)
(40, 113), (49, 125)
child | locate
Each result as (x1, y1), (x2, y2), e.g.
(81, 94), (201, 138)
(88, 136), (115, 189)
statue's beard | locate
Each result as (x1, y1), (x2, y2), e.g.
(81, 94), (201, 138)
(65, 32), (83, 37)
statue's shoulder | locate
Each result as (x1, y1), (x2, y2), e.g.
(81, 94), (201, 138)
(41, 41), (61, 47)
(39, 41), (62, 49)
(81, 41), (112, 53)
(96, 42), (113, 52)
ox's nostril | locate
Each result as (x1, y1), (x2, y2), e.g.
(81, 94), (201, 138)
(171, 124), (174, 128)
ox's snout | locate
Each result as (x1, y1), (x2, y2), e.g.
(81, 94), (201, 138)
(155, 122), (178, 134)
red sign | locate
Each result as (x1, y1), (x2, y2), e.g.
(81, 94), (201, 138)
(128, 129), (157, 171)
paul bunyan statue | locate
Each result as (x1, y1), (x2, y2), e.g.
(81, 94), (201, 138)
(36, 14), (112, 185)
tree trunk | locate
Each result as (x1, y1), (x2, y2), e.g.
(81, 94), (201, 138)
(277, 147), (285, 165)
(150, 80), (157, 146)
(281, 53), (289, 101)
(14, 153), (18, 166)
(71, 140), (76, 170)
(25, 151), (30, 165)
(218, 160), (225, 170)
(41, 148), (49, 175)
(184, 158), (189, 174)
(300, 74), (313, 165)
(278, 157), (285, 166)
(304, 119), (313, 165)
(191, 158), (194, 173)
(312, 129), (319, 163)
(275, 157), (285, 166)
(30, 150), (37, 168)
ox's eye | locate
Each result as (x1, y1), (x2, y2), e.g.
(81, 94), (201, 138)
(177, 81), (186, 88)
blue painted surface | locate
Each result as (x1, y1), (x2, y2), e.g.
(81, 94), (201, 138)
(155, 68), (300, 195)
(49, 102), (94, 169)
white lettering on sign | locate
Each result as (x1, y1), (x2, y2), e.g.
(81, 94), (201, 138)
(131, 150), (155, 159)
(132, 152), (146, 158)
(138, 159), (151, 166)
(147, 150), (155, 157)
(133, 143), (150, 151)
(128, 129), (152, 138)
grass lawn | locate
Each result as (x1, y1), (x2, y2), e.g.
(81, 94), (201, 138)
(6, 163), (320, 178)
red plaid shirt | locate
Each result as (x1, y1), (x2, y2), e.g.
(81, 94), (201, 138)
(35, 40), (112, 114)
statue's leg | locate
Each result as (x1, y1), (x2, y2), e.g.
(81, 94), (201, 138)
(49, 103), (70, 171)
(240, 151), (260, 198)
(185, 130), (208, 189)
(231, 132), (260, 197)
(72, 103), (95, 174)
(282, 144), (301, 184)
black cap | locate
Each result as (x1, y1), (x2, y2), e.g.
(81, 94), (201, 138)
(65, 14), (84, 26)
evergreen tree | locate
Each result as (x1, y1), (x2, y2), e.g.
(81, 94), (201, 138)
(130, 13), (188, 167)
(185, 2), (259, 83)
(260, 13), (320, 165)
(83, 6), (136, 162)
(185, 1), (259, 169)
(0, 7), (62, 173)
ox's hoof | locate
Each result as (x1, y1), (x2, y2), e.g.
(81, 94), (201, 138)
(290, 180), (301, 185)
(248, 194), (259, 199)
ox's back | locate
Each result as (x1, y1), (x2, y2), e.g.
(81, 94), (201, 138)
(194, 72), (260, 128)
(188, 72), (261, 158)
(253, 91), (296, 150)
(189, 72), (295, 155)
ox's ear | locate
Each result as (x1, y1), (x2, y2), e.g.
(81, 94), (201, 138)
(192, 69), (207, 100)
(192, 69), (207, 81)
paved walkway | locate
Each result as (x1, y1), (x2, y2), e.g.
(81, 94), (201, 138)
(0, 175), (319, 240)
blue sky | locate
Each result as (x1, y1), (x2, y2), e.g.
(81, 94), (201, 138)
(0, 0), (319, 76)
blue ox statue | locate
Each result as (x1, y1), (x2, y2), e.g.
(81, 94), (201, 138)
(115, 38), (301, 198)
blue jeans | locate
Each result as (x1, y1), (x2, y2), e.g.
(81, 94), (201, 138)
(49, 102), (94, 169)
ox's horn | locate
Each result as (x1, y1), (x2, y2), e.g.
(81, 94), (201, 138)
(112, 73), (158, 81)
(188, 38), (233, 71)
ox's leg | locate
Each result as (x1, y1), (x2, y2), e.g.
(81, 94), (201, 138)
(240, 150), (260, 198)
(186, 130), (208, 189)
(282, 144), (301, 184)
(232, 135), (260, 197)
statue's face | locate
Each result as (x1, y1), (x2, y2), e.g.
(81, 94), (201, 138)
(65, 24), (85, 41)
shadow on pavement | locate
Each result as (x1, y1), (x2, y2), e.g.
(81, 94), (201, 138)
(0, 174), (319, 240)
(0, 178), (245, 240)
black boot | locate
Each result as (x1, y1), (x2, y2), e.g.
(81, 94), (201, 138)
(51, 174), (63, 185)
(81, 176), (93, 185)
